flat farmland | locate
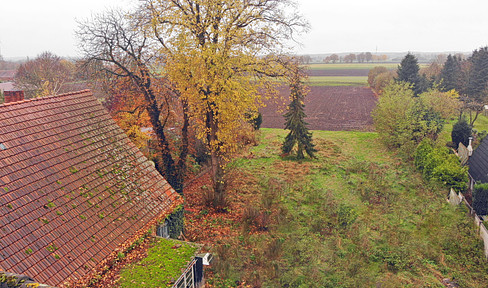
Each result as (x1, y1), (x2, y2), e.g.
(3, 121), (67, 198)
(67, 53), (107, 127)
(304, 63), (383, 86)
(261, 86), (377, 131)
(307, 76), (367, 86)
(307, 63), (400, 70)
(307, 69), (369, 77)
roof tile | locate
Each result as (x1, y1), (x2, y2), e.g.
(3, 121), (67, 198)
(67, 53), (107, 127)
(0, 90), (182, 287)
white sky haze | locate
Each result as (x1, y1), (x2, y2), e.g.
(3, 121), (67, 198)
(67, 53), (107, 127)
(1, 0), (488, 58)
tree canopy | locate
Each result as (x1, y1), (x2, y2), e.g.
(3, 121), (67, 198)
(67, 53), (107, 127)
(473, 183), (488, 215)
(372, 82), (445, 157)
(467, 47), (488, 102)
(368, 66), (396, 95)
(137, 0), (308, 204)
(79, 1), (307, 205)
(15, 52), (73, 98)
(451, 118), (472, 147)
(440, 54), (462, 92)
(77, 10), (190, 194)
(397, 53), (420, 83)
(396, 53), (426, 95)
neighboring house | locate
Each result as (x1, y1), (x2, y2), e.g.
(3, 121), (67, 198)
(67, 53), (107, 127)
(460, 139), (488, 259)
(0, 90), (183, 287)
(0, 83), (23, 105)
(468, 138), (488, 193)
(0, 82), (15, 93)
(0, 70), (16, 82)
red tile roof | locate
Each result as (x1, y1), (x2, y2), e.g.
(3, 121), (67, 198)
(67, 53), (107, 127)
(0, 90), (183, 287)
(0, 82), (16, 92)
(0, 70), (16, 81)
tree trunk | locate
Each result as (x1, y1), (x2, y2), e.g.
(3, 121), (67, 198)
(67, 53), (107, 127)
(174, 98), (190, 195)
(135, 73), (179, 193)
(210, 152), (225, 208)
(150, 105), (177, 189)
(206, 106), (226, 208)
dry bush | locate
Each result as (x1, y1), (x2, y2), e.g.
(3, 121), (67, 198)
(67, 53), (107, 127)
(202, 165), (243, 210)
(202, 186), (230, 211)
(265, 238), (284, 260)
(242, 205), (260, 233)
(213, 243), (233, 279)
(261, 177), (284, 209)
(236, 122), (258, 148)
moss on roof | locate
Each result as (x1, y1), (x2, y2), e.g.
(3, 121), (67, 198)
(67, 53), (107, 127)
(118, 238), (199, 288)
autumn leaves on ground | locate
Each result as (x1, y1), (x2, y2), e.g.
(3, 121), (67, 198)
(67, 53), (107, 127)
(182, 129), (488, 287)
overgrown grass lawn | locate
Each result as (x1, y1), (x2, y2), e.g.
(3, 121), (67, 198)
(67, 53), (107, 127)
(208, 128), (488, 287)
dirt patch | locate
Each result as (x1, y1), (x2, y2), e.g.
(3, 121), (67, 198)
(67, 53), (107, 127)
(261, 86), (377, 131)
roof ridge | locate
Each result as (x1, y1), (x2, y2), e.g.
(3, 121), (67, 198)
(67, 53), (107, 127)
(0, 89), (92, 107)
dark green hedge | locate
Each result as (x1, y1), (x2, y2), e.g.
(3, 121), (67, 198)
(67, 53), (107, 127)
(166, 205), (184, 239)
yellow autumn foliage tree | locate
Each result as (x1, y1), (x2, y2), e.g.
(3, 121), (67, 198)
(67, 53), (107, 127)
(141, 0), (308, 205)
(419, 88), (461, 120)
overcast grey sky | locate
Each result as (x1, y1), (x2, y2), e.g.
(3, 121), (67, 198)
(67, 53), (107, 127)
(1, 0), (488, 59)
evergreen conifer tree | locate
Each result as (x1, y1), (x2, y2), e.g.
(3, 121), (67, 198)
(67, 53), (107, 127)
(396, 53), (425, 95)
(473, 183), (488, 215)
(451, 117), (472, 147)
(467, 47), (488, 102)
(282, 65), (316, 159)
(440, 54), (461, 92)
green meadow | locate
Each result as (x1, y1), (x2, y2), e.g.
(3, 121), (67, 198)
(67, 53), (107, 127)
(208, 128), (488, 287)
(306, 76), (368, 87)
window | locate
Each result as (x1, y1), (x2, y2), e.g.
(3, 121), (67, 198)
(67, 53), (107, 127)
(156, 220), (170, 238)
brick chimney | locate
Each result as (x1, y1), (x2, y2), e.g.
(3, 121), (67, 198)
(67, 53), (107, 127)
(4, 90), (25, 104)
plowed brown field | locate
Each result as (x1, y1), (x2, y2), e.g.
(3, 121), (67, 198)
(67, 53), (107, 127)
(261, 86), (377, 131)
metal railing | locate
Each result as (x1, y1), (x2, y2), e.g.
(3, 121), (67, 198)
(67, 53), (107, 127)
(172, 258), (199, 288)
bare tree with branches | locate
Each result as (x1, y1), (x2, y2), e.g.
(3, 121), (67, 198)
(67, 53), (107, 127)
(15, 52), (73, 98)
(77, 10), (190, 194)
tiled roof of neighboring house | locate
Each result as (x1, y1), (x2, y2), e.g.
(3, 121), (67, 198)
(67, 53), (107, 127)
(0, 70), (16, 81)
(0, 90), (183, 287)
(469, 139), (488, 183)
(0, 82), (16, 92)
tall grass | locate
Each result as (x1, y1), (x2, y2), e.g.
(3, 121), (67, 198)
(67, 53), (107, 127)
(207, 129), (488, 287)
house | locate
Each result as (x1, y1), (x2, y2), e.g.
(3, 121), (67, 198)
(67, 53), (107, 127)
(0, 83), (24, 106)
(0, 82), (16, 93)
(461, 138), (488, 259)
(0, 90), (183, 287)
(468, 137), (488, 193)
(0, 70), (16, 82)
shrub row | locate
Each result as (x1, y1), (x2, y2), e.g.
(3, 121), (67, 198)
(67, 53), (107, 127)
(414, 139), (468, 192)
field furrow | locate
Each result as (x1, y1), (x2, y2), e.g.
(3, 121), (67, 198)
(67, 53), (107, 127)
(261, 86), (377, 131)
